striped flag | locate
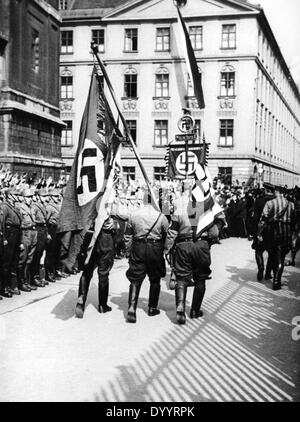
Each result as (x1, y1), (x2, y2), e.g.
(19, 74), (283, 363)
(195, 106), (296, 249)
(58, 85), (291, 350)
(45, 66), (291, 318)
(190, 162), (223, 238)
(176, 5), (205, 109)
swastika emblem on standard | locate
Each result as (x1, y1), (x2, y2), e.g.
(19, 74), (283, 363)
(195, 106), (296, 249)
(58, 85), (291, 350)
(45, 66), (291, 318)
(176, 151), (198, 176)
(76, 138), (105, 206)
(178, 115), (195, 134)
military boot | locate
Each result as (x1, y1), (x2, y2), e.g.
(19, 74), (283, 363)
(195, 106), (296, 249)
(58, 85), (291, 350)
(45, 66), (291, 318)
(98, 282), (112, 313)
(175, 281), (187, 325)
(190, 280), (206, 319)
(75, 271), (92, 318)
(255, 252), (264, 281)
(148, 281), (161, 317)
(127, 283), (142, 323)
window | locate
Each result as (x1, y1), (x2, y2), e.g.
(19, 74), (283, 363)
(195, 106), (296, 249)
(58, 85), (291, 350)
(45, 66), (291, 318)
(218, 167), (232, 185)
(219, 120), (234, 146)
(125, 120), (137, 145)
(194, 119), (201, 141)
(31, 29), (39, 73)
(220, 66), (235, 96)
(189, 26), (203, 50)
(59, 0), (68, 10)
(156, 28), (170, 51)
(155, 73), (169, 97)
(154, 120), (168, 146)
(124, 28), (138, 52)
(61, 121), (73, 146)
(92, 29), (105, 53)
(61, 30), (73, 54)
(123, 166), (136, 182)
(154, 167), (165, 181)
(0, 39), (7, 85)
(60, 75), (73, 99)
(221, 24), (236, 49)
(124, 68), (137, 98)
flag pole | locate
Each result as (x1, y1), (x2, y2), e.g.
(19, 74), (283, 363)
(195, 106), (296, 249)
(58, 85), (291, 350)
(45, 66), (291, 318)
(91, 43), (159, 210)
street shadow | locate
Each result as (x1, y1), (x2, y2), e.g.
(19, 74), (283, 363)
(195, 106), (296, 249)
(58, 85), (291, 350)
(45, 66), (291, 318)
(50, 282), (102, 320)
(90, 261), (300, 402)
(110, 289), (177, 324)
(51, 288), (79, 320)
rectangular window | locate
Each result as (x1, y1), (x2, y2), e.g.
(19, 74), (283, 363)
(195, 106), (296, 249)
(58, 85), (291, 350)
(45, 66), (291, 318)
(194, 119), (201, 141)
(60, 75), (73, 99)
(221, 24), (236, 49)
(219, 119), (234, 146)
(59, 0), (68, 10)
(189, 26), (203, 50)
(124, 74), (137, 98)
(154, 167), (165, 181)
(125, 120), (137, 145)
(92, 29), (105, 53)
(31, 28), (39, 73)
(124, 28), (138, 52)
(61, 121), (73, 146)
(61, 30), (73, 54)
(154, 120), (168, 146)
(155, 73), (169, 97)
(123, 166), (136, 182)
(220, 72), (235, 96)
(156, 28), (170, 51)
(218, 167), (232, 185)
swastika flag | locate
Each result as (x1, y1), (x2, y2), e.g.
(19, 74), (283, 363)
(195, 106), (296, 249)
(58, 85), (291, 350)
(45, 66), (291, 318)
(57, 67), (122, 270)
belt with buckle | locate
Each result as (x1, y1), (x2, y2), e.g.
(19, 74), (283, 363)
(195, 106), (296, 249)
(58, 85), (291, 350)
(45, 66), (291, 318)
(176, 237), (193, 244)
(22, 226), (36, 230)
(5, 224), (20, 229)
(134, 238), (162, 243)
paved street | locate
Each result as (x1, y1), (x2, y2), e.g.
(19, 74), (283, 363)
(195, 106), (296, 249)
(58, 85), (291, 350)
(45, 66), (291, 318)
(0, 238), (299, 402)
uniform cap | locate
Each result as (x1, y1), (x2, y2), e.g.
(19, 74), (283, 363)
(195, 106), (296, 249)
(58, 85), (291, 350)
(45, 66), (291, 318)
(22, 188), (34, 197)
(36, 188), (49, 196)
(48, 189), (60, 197)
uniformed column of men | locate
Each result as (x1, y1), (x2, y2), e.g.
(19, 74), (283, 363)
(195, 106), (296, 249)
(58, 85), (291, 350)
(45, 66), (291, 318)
(0, 187), (66, 299)
(1, 177), (299, 325)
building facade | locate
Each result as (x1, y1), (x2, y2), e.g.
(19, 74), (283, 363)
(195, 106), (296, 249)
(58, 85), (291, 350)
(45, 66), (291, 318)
(59, 0), (300, 187)
(0, 0), (65, 178)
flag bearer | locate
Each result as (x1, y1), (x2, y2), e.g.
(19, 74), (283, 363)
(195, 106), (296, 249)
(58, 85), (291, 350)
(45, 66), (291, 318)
(164, 182), (223, 325)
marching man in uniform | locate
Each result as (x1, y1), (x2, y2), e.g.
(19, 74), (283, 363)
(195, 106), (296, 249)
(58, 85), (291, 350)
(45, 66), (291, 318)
(164, 178), (224, 325)
(125, 190), (169, 323)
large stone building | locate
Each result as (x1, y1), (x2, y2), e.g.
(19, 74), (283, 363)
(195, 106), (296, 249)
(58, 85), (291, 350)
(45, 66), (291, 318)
(59, 0), (300, 187)
(0, 0), (65, 178)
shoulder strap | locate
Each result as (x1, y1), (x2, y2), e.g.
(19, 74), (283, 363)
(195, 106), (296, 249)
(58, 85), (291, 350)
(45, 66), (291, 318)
(144, 212), (162, 239)
(274, 202), (289, 221)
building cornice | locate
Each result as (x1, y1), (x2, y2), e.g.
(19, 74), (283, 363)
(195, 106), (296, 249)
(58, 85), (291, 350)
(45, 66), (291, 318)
(0, 153), (65, 168)
(1, 87), (61, 116)
(255, 58), (300, 126)
(0, 100), (65, 127)
(257, 10), (300, 105)
(32, 0), (62, 23)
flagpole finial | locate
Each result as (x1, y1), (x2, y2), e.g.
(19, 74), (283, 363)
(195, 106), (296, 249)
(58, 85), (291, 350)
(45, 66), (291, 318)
(91, 42), (98, 54)
(173, 0), (187, 8)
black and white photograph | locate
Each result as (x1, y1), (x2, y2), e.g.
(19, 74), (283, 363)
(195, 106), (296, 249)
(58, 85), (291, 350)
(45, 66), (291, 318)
(0, 0), (300, 406)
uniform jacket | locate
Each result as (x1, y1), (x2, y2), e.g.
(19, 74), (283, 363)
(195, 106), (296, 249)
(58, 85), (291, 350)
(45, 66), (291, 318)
(16, 202), (36, 229)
